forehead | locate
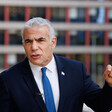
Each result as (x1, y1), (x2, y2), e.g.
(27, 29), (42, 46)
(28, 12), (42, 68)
(23, 25), (50, 37)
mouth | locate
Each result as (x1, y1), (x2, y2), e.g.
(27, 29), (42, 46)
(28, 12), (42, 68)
(31, 54), (41, 59)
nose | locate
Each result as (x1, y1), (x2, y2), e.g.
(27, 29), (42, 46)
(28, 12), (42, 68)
(31, 41), (38, 51)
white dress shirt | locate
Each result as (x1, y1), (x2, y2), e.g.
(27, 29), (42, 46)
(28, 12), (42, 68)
(29, 56), (60, 111)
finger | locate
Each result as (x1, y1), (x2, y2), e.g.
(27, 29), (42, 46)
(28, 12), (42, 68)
(104, 65), (112, 80)
(106, 65), (112, 71)
(109, 71), (112, 77)
(104, 65), (112, 75)
(107, 65), (112, 77)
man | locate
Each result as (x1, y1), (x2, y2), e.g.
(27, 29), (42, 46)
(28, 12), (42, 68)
(0, 17), (112, 112)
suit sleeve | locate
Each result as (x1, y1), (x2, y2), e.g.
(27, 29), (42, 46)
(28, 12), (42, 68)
(82, 64), (112, 112)
(0, 73), (10, 112)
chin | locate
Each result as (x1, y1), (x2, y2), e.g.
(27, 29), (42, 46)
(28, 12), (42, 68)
(32, 61), (43, 66)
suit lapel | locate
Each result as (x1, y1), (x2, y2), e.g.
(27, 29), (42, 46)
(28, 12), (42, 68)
(22, 58), (47, 112)
(22, 56), (67, 112)
(54, 55), (66, 112)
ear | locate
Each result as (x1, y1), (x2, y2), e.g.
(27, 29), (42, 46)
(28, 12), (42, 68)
(51, 37), (57, 48)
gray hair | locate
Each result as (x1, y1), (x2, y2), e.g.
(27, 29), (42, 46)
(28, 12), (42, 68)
(21, 17), (56, 41)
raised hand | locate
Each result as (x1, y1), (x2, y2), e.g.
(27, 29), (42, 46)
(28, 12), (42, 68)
(104, 65), (112, 87)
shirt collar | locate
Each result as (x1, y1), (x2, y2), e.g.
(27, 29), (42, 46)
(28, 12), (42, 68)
(29, 60), (42, 72)
(46, 56), (56, 73)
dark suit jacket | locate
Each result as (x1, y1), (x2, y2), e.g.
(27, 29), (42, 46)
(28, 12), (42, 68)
(0, 55), (112, 112)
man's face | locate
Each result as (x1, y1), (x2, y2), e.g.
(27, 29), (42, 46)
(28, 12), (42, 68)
(22, 25), (57, 67)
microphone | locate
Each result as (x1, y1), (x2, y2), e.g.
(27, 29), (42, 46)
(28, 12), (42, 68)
(33, 92), (43, 96)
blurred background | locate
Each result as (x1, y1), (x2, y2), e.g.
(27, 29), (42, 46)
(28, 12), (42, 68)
(0, 0), (112, 111)
(0, 0), (112, 87)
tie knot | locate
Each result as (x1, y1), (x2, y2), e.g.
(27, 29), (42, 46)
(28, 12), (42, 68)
(41, 67), (47, 73)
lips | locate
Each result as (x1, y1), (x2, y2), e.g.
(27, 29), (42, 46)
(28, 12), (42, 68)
(31, 54), (41, 59)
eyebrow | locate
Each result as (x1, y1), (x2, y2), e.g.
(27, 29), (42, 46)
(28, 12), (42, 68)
(24, 38), (32, 43)
(37, 37), (46, 41)
(24, 37), (46, 43)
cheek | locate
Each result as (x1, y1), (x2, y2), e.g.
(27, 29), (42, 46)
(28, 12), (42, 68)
(41, 46), (51, 56)
(46, 44), (52, 51)
(24, 46), (31, 55)
(46, 45), (53, 55)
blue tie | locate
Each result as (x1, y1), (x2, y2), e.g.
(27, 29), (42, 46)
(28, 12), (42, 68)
(41, 67), (56, 112)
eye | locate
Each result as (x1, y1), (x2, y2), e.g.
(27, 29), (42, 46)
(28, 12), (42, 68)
(24, 39), (32, 44)
(37, 37), (46, 42)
